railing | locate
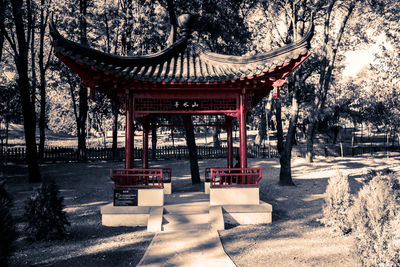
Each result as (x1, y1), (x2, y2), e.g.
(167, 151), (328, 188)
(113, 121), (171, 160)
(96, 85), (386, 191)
(210, 168), (262, 187)
(205, 167), (221, 182)
(110, 168), (164, 188)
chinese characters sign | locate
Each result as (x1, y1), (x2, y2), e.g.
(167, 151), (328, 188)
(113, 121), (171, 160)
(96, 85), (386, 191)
(135, 98), (237, 112)
(171, 100), (201, 110)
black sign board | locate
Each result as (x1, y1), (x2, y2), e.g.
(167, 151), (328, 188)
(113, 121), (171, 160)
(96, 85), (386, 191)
(114, 188), (138, 206)
(171, 99), (201, 110)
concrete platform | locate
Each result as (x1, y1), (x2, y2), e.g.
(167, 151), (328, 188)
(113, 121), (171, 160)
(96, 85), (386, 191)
(101, 190), (272, 228)
(100, 204), (151, 227)
(222, 201), (273, 225)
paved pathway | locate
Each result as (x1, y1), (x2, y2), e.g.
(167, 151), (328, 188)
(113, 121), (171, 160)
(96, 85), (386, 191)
(137, 230), (236, 267)
(137, 191), (236, 267)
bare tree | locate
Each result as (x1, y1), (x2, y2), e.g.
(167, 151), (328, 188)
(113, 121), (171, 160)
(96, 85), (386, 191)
(38, 0), (53, 160)
(77, 0), (88, 161)
(305, 0), (357, 162)
(3, 0), (41, 182)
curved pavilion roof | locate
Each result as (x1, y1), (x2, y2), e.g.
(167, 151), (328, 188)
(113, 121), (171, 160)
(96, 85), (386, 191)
(50, 14), (313, 106)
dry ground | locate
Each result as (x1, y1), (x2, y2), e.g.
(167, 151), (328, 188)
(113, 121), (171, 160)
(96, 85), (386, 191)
(3, 155), (400, 266)
(220, 156), (400, 267)
(5, 161), (153, 266)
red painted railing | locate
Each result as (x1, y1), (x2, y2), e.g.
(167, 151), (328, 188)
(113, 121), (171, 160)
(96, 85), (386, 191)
(111, 168), (164, 188)
(205, 167), (218, 182)
(210, 168), (262, 187)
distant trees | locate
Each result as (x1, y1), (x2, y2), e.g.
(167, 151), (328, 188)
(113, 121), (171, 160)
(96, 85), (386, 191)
(251, 0), (314, 185)
(305, 0), (360, 163)
(0, 0), (399, 185)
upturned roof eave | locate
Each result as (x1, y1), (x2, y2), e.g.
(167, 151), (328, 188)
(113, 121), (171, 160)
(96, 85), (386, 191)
(49, 20), (189, 67)
(195, 21), (313, 66)
(50, 15), (313, 84)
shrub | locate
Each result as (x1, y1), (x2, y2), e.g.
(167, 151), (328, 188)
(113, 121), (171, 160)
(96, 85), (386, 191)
(364, 168), (395, 184)
(0, 180), (18, 266)
(24, 178), (70, 241)
(321, 171), (352, 235)
(350, 174), (399, 266)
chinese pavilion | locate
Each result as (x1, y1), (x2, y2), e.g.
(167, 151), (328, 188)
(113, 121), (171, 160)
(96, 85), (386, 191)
(50, 14), (312, 226)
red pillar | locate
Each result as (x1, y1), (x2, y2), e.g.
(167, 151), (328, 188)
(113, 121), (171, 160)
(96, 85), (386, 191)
(239, 94), (247, 169)
(142, 117), (149, 169)
(125, 93), (134, 169)
(226, 116), (233, 168)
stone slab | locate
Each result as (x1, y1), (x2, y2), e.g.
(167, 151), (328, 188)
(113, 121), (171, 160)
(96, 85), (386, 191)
(147, 207), (164, 232)
(100, 203), (151, 227)
(163, 183), (172, 195)
(221, 201), (273, 225)
(138, 188), (164, 206)
(210, 187), (259, 205)
(222, 202), (272, 213)
(209, 205), (224, 230)
(223, 211), (271, 224)
(101, 203), (151, 214)
(204, 182), (210, 194)
(102, 214), (148, 227)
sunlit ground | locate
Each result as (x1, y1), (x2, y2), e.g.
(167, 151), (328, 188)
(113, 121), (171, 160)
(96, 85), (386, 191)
(4, 155), (400, 266)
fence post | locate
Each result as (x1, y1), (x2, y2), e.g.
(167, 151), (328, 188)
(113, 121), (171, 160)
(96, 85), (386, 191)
(386, 132), (389, 158)
(340, 142), (343, 158)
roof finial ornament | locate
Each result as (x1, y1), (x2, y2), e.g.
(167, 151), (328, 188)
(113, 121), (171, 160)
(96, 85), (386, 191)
(177, 14), (193, 38)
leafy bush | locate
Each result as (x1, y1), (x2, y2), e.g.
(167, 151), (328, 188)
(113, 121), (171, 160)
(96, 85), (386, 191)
(321, 171), (353, 235)
(24, 178), (70, 241)
(350, 174), (400, 266)
(0, 180), (18, 266)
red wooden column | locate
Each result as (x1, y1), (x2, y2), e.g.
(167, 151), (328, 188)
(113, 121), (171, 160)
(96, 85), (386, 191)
(239, 94), (247, 169)
(125, 92), (134, 169)
(142, 117), (149, 169)
(226, 116), (233, 168)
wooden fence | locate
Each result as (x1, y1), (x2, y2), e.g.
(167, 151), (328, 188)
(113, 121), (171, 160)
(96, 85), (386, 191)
(2, 142), (396, 164)
(0, 144), (279, 163)
(292, 143), (400, 157)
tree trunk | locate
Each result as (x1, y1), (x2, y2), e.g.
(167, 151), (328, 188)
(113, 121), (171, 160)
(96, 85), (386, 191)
(38, 0), (47, 160)
(275, 83), (299, 186)
(151, 127), (157, 160)
(306, 121), (315, 162)
(11, 0), (41, 183)
(77, 85), (88, 161)
(255, 104), (266, 145)
(77, 0), (88, 161)
(183, 116), (200, 184)
(112, 100), (119, 160)
(213, 127), (221, 148)
(0, 0), (5, 62)
(38, 72), (46, 160)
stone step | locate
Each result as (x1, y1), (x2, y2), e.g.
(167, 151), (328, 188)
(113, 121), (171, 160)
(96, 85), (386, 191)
(162, 221), (210, 232)
(164, 203), (209, 215)
(162, 213), (210, 232)
(163, 213), (210, 225)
